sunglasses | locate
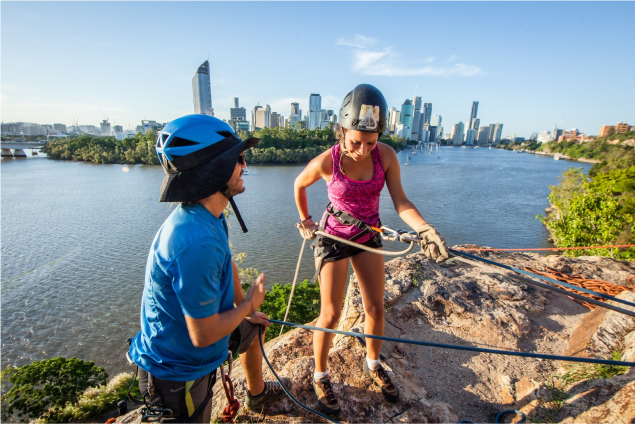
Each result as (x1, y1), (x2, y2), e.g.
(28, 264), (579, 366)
(237, 153), (246, 166)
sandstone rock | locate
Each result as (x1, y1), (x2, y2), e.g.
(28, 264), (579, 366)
(559, 372), (635, 424)
(566, 291), (635, 360)
(116, 248), (634, 423)
(623, 330), (635, 362)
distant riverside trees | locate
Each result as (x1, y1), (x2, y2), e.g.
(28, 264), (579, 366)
(40, 125), (404, 165)
(41, 131), (159, 165)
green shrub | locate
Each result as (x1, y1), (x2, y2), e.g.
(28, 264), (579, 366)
(243, 280), (321, 342)
(1, 357), (108, 421)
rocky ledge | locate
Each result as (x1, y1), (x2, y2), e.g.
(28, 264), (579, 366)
(118, 246), (634, 423)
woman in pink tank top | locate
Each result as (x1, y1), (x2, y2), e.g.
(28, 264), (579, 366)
(294, 84), (449, 414)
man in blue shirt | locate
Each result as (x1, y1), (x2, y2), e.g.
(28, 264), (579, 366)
(129, 115), (290, 422)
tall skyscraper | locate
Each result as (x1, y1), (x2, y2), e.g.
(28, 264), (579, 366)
(291, 102), (300, 116)
(192, 60), (214, 116)
(252, 105), (262, 130)
(399, 99), (413, 140)
(469, 101), (479, 130)
(309, 94), (321, 130)
(430, 114), (442, 128)
(389, 108), (399, 133)
(422, 103), (432, 126)
(411, 96), (422, 141)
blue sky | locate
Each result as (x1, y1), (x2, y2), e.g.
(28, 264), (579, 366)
(2, 1), (634, 137)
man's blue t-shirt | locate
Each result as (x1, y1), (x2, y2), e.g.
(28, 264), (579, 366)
(129, 203), (235, 381)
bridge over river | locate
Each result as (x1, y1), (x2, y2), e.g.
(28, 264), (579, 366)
(1, 141), (46, 157)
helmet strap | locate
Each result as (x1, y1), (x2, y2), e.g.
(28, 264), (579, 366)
(221, 186), (248, 233)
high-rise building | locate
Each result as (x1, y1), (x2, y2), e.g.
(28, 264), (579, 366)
(230, 98), (247, 132)
(100, 119), (111, 136)
(529, 132), (538, 141)
(288, 114), (301, 128)
(254, 108), (267, 130)
(389, 108), (400, 133)
(428, 126), (438, 143)
(192, 60), (214, 116)
(492, 123), (504, 143)
(53, 123), (67, 134)
(252, 105), (262, 130)
(309, 94), (321, 130)
(451, 122), (465, 145)
(291, 102), (300, 116)
(113, 125), (123, 133)
(422, 103), (432, 126)
(399, 99), (413, 140)
(429, 113), (440, 127)
(477, 126), (490, 145)
(469, 101), (479, 130)
(465, 129), (476, 145)
(271, 112), (281, 128)
(470, 118), (480, 132)
(411, 96), (422, 141)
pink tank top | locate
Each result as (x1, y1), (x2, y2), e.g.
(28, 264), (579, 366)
(323, 143), (385, 243)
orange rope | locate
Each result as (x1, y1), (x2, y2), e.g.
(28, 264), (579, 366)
(524, 266), (635, 309)
(456, 244), (635, 252)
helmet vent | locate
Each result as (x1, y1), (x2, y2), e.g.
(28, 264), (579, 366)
(217, 131), (237, 140)
(170, 136), (199, 147)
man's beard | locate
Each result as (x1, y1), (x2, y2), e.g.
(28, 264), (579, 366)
(224, 170), (245, 198)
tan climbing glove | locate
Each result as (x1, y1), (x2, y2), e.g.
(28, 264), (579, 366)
(416, 223), (450, 263)
(297, 217), (318, 240)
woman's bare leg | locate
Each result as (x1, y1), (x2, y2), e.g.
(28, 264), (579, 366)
(314, 257), (349, 373)
(351, 251), (385, 361)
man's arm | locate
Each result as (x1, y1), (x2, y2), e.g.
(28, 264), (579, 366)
(185, 273), (266, 348)
(232, 261), (245, 306)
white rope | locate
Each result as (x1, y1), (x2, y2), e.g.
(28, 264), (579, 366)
(279, 238), (307, 336)
(315, 230), (416, 256)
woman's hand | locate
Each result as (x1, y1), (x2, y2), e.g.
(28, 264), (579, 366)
(416, 224), (450, 263)
(297, 218), (318, 240)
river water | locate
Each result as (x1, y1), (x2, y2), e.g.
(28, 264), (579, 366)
(1, 147), (591, 376)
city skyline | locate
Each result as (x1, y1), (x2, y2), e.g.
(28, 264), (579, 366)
(1, 2), (634, 137)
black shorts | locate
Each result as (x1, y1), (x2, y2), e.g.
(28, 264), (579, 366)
(311, 232), (383, 263)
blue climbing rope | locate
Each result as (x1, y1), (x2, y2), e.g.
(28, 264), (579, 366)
(449, 248), (635, 308)
(268, 319), (634, 367)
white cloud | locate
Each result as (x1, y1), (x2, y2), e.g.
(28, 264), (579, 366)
(337, 34), (481, 77)
(336, 34), (378, 49)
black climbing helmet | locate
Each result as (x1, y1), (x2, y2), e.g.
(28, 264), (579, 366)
(338, 84), (388, 134)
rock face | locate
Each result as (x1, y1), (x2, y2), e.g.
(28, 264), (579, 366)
(116, 247), (635, 423)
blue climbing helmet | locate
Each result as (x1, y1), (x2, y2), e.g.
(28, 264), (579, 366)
(155, 115), (260, 230)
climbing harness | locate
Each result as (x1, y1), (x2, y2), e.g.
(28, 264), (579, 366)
(220, 354), (240, 423)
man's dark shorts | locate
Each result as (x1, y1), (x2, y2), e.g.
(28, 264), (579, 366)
(138, 318), (261, 423)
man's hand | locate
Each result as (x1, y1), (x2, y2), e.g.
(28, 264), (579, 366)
(243, 273), (266, 317)
(416, 223), (450, 263)
(246, 311), (270, 327)
(297, 218), (318, 240)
